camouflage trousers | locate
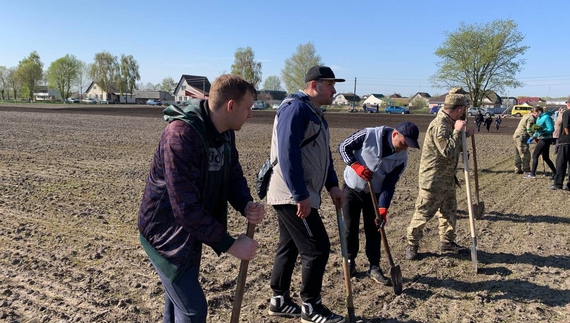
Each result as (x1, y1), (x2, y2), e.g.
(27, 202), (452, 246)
(406, 188), (457, 246)
(514, 137), (531, 172)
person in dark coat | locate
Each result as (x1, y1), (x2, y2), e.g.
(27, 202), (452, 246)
(474, 111), (484, 132)
(485, 116), (493, 132)
(495, 115), (502, 130)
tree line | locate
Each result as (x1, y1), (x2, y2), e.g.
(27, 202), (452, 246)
(0, 19), (529, 106)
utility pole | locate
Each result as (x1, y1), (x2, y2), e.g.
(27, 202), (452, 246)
(352, 77), (357, 111)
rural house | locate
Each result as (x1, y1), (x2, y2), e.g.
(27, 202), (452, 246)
(85, 82), (135, 103)
(173, 75), (211, 102)
(363, 93), (386, 107)
(333, 93), (360, 105)
(133, 90), (174, 104)
(34, 85), (61, 101)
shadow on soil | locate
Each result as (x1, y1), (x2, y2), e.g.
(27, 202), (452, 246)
(484, 211), (570, 225)
(404, 273), (569, 307)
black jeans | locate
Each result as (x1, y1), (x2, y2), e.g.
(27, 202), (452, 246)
(531, 138), (556, 176)
(270, 204), (330, 305)
(341, 185), (381, 267)
(554, 144), (570, 188)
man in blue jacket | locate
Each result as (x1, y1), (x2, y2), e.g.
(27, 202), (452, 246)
(138, 74), (265, 323)
(338, 122), (419, 284)
(266, 65), (346, 323)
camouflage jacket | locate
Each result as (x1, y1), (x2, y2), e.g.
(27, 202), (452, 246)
(513, 114), (536, 139)
(418, 110), (463, 190)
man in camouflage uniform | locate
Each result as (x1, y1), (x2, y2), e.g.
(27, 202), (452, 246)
(512, 107), (539, 174)
(404, 87), (475, 260)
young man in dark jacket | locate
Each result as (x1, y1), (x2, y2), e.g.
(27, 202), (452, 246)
(138, 74), (265, 323)
(550, 100), (570, 190)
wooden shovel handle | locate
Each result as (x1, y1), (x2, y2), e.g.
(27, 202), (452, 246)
(230, 222), (256, 323)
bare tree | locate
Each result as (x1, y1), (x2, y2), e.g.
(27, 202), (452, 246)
(0, 66), (7, 100)
(76, 62), (91, 100)
(90, 51), (118, 100)
(116, 54), (141, 103)
(7, 67), (19, 100)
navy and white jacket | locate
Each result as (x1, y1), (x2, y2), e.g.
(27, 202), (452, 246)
(339, 126), (407, 208)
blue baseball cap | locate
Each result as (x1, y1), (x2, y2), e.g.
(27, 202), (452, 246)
(395, 122), (420, 149)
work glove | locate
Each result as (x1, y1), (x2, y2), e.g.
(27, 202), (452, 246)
(350, 162), (373, 180)
(374, 207), (388, 229)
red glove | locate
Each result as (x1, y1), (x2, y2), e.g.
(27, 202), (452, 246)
(350, 162), (373, 180)
(375, 207), (388, 229)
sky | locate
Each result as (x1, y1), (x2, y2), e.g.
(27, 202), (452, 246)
(2, 0), (570, 99)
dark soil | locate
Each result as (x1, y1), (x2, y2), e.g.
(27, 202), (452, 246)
(0, 105), (568, 323)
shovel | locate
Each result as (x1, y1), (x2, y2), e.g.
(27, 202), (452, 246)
(462, 130), (479, 273)
(335, 206), (357, 323)
(230, 223), (256, 323)
(367, 181), (403, 295)
(470, 135), (485, 219)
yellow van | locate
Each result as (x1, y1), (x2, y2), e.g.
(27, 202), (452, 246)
(511, 105), (533, 117)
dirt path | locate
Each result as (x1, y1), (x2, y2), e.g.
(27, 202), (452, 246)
(0, 107), (568, 322)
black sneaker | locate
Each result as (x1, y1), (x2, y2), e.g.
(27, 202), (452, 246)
(367, 266), (391, 285)
(348, 259), (356, 278)
(439, 241), (468, 253)
(549, 185), (562, 190)
(268, 294), (301, 317)
(301, 299), (345, 323)
(514, 168), (524, 174)
(405, 245), (418, 260)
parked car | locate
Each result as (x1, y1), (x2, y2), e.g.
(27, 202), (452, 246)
(146, 99), (162, 106)
(272, 103), (280, 109)
(384, 105), (410, 114)
(99, 99), (117, 104)
(363, 104), (380, 113)
(251, 100), (266, 110)
(467, 107), (485, 116)
(81, 98), (97, 104)
(510, 104), (533, 117)
(66, 98), (79, 103)
(429, 106), (440, 114)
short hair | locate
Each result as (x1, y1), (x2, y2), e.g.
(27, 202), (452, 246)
(208, 74), (256, 110)
(533, 105), (543, 113)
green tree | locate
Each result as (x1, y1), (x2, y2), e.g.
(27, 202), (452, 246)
(281, 42), (323, 94)
(89, 51), (118, 100)
(430, 19), (528, 107)
(46, 54), (82, 101)
(15, 51), (44, 101)
(231, 46), (262, 89)
(409, 96), (428, 109)
(116, 54), (141, 103)
(262, 75), (282, 91)
(159, 76), (177, 94)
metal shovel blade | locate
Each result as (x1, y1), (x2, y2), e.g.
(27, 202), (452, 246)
(473, 201), (485, 219)
(390, 264), (403, 295)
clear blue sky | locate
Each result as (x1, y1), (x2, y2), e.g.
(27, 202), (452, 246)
(2, 0), (570, 98)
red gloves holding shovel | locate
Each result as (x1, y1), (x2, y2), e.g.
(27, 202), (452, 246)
(351, 162), (373, 180)
(375, 207), (388, 229)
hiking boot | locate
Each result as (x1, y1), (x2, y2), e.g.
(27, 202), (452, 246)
(405, 245), (418, 260)
(524, 173), (536, 179)
(439, 241), (468, 253)
(348, 259), (357, 278)
(367, 266), (391, 285)
(301, 300), (345, 323)
(514, 168), (523, 174)
(268, 293), (301, 317)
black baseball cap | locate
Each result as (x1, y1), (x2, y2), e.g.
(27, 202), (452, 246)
(304, 65), (345, 83)
(395, 122), (420, 149)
